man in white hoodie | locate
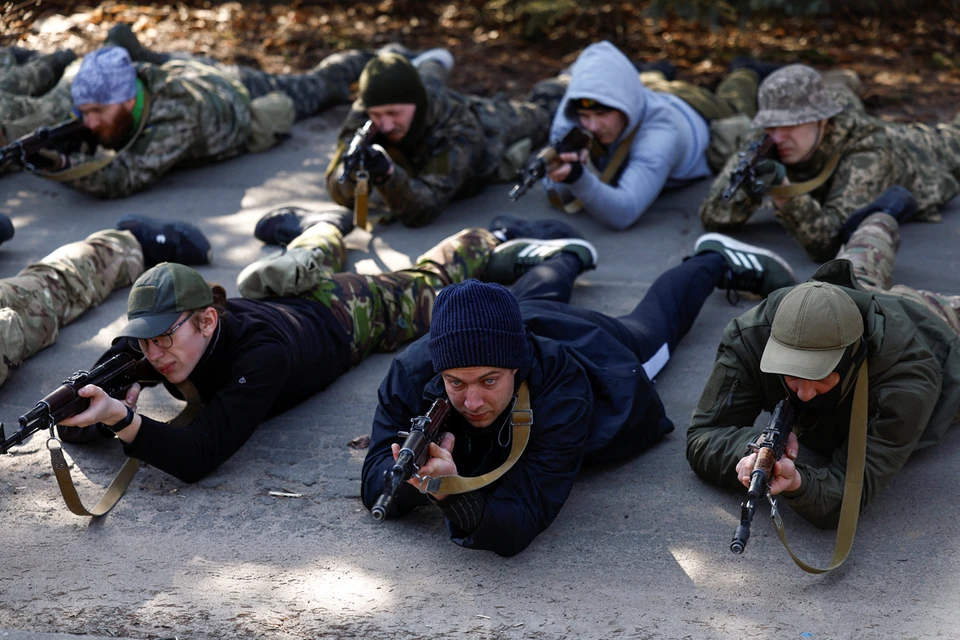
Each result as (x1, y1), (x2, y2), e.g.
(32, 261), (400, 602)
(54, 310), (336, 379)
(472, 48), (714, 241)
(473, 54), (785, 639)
(545, 41), (766, 230)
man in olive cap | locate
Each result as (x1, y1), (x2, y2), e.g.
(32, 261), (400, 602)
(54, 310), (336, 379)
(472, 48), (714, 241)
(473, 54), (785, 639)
(322, 50), (567, 227)
(699, 63), (960, 262)
(687, 186), (960, 529)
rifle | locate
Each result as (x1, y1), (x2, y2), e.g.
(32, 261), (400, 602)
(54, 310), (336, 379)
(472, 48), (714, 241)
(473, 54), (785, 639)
(0, 118), (93, 172)
(337, 119), (378, 185)
(730, 398), (795, 554)
(509, 126), (593, 201)
(721, 135), (776, 201)
(0, 353), (155, 455)
(371, 397), (452, 521)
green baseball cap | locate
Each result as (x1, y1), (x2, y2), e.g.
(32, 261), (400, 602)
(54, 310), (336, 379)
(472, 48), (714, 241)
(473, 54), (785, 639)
(116, 262), (213, 339)
(760, 282), (864, 380)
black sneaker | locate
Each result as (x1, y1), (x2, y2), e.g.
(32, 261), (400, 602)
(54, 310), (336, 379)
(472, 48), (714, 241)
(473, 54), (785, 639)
(254, 206), (354, 245)
(0, 213), (14, 247)
(104, 24), (170, 65)
(635, 59), (677, 81)
(838, 185), (918, 244)
(117, 214), (212, 266)
(693, 233), (796, 300)
(488, 214), (584, 243)
(376, 43), (420, 61)
(486, 237), (598, 284)
(729, 56), (784, 82)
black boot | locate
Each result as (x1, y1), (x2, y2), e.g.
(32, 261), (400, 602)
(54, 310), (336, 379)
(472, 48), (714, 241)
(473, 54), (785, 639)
(117, 215), (213, 266)
(838, 185), (918, 244)
(104, 24), (171, 65)
(254, 206), (355, 246)
(488, 214), (584, 242)
(635, 59), (677, 82)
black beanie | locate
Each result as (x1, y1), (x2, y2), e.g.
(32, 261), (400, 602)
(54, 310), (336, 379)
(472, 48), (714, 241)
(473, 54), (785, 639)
(359, 53), (427, 111)
(429, 280), (527, 372)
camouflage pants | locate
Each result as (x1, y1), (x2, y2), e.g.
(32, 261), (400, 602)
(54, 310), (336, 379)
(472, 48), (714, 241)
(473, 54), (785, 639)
(0, 81), (74, 143)
(641, 68), (760, 121)
(0, 230), (144, 386)
(0, 49), (67, 97)
(228, 50), (374, 121)
(236, 223), (498, 364)
(838, 212), (960, 335)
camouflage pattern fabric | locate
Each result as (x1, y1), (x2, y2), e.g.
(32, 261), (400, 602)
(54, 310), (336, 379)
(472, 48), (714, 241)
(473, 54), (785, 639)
(839, 212), (960, 335)
(0, 229), (144, 386)
(751, 64), (844, 128)
(700, 85), (960, 262)
(237, 221), (497, 364)
(640, 67), (759, 121)
(230, 50), (374, 121)
(326, 63), (567, 226)
(0, 49), (68, 97)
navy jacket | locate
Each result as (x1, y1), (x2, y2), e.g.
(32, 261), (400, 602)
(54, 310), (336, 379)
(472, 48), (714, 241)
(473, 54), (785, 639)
(361, 300), (673, 556)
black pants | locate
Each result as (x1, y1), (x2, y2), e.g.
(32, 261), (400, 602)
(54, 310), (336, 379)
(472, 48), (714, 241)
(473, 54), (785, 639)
(510, 252), (725, 379)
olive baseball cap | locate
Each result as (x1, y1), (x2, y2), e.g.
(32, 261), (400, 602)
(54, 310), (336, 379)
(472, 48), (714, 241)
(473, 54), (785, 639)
(116, 262), (213, 339)
(760, 282), (864, 380)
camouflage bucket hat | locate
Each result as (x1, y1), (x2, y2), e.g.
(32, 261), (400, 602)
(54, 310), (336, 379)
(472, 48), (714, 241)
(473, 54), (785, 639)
(752, 64), (843, 128)
(116, 262), (213, 340)
(760, 282), (863, 380)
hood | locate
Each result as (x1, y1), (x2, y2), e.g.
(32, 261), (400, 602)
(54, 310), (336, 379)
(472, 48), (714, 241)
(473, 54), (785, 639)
(559, 41), (647, 145)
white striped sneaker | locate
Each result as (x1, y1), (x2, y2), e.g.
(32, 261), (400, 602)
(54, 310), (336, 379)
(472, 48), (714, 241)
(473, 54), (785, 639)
(486, 238), (598, 284)
(693, 233), (796, 299)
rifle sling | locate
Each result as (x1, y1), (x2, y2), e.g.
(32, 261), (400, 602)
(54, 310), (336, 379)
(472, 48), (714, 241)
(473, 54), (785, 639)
(39, 92), (153, 183)
(767, 147), (842, 199)
(548, 124), (640, 215)
(421, 382), (532, 495)
(772, 359), (868, 573)
(48, 377), (201, 517)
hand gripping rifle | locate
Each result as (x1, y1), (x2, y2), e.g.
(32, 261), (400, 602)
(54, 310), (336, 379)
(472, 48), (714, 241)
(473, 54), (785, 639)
(509, 126), (592, 201)
(0, 118), (92, 172)
(1, 353), (155, 454)
(371, 397), (451, 521)
(730, 398), (795, 554)
(338, 120), (378, 229)
(721, 135), (776, 201)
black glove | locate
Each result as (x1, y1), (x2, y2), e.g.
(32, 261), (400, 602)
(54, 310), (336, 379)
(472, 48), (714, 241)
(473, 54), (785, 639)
(365, 143), (393, 184)
(753, 159), (786, 193)
(24, 148), (68, 172)
(562, 161), (584, 185)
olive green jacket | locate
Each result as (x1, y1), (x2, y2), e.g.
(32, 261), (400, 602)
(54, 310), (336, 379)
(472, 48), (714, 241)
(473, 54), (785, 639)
(686, 259), (960, 528)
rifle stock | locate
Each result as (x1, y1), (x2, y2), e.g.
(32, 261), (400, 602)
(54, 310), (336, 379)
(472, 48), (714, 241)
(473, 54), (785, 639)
(0, 353), (155, 454)
(509, 126), (592, 201)
(730, 398), (795, 554)
(372, 397), (451, 521)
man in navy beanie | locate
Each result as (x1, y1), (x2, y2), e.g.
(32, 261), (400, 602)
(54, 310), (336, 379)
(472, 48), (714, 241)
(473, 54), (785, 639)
(361, 228), (798, 556)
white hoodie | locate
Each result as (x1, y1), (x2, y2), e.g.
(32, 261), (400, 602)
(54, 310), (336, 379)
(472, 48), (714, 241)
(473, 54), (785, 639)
(548, 41), (711, 230)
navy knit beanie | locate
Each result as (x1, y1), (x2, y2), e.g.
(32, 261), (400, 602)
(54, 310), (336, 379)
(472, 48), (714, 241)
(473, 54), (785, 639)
(429, 280), (527, 372)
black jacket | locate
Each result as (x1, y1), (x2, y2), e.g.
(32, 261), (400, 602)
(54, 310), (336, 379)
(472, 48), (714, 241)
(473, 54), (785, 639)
(361, 300), (674, 556)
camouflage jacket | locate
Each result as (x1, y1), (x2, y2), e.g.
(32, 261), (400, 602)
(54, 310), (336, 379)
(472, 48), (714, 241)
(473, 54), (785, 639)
(326, 87), (510, 227)
(700, 89), (960, 262)
(44, 60), (252, 199)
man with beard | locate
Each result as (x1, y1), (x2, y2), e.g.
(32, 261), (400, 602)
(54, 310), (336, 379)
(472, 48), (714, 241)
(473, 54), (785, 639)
(324, 51), (567, 227)
(699, 64), (960, 262)
(687, 186), (960, 529)
(27, 43), (375, 198)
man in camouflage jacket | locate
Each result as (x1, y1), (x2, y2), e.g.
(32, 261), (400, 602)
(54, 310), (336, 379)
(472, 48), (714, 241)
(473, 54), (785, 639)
(30, 45), (373, 198)
(325, 51), (567, 227)
(700, 64), (960, 262)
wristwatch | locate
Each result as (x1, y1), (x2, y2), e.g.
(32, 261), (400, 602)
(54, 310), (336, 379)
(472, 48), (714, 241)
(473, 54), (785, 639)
(106, 406), (136, 434)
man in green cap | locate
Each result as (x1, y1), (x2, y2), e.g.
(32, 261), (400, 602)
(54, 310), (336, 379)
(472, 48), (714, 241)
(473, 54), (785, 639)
(55, 207), (598, 482)
(699, 63), (960, 262)
(324, 49), (567, 227)
(687, 186), (960, 529)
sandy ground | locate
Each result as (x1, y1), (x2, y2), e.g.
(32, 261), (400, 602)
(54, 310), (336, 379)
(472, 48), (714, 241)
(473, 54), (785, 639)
(1, 106), (959, 639)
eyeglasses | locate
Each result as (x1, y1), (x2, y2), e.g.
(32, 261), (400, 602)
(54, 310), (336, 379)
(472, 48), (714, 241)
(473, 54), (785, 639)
(129, 312), (195, 353)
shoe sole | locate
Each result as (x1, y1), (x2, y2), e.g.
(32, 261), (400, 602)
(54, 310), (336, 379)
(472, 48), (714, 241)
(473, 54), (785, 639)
(496, 237), (599, 268)
(694, 233), (795, 279)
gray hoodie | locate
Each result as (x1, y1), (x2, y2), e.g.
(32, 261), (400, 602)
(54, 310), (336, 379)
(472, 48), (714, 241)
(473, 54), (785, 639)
(547, 41), (711, 230)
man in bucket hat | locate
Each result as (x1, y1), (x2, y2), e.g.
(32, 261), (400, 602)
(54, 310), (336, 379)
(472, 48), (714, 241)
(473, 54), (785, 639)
(699, 63), (960, 262)
(687, 185), (960, 529)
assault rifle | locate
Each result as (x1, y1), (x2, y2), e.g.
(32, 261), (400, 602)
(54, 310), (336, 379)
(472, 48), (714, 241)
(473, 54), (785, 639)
(371, 397), (452, 521)
(509, 126), (592, 201)
(0, 353), (155, 454)
(730, 398), (795, 554)
(721, 135), (776, 201)
(0, 119), (94, 171)
(338, 119), (378, 184)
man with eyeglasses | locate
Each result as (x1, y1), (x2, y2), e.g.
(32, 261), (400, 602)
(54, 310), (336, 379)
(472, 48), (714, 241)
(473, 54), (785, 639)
(55, 208), (596, 483)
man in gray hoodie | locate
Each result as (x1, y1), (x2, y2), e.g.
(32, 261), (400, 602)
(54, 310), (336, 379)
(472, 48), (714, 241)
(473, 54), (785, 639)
(545, 41), (764, 230)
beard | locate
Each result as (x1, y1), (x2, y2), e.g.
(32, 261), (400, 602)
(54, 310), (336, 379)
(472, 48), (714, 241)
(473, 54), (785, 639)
(98, 108), (135, 150)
